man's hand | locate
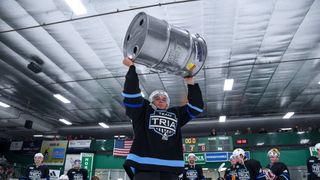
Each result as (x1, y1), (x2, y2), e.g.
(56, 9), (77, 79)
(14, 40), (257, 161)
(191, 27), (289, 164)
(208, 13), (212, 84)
(184, 77), (194, 85)
(123, 57), (134, 67)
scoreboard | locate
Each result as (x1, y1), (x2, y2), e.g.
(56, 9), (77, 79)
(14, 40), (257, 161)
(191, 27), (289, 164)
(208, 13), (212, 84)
(183, 136), (233, 153)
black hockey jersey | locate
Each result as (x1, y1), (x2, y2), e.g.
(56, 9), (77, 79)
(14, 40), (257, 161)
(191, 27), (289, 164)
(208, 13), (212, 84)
(224, 165), (237, 180)
(234, 159), (266, 180)
(25, 164), (49, 180)
(265, 162), (290, 180)
(307, 156), (320, 180)
(67, 168), (88, 180)
(183, 164), (205, 180)
(122, 65), (204, 180)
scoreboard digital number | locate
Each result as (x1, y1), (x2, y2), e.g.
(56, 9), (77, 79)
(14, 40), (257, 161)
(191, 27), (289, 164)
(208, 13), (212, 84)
(183, 136), (233, 153)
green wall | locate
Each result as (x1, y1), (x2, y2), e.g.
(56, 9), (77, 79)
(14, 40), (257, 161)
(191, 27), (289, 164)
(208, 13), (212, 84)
(93, 154), (126, 169)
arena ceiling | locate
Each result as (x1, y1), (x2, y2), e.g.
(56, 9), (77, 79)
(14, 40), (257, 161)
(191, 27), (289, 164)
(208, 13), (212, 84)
(0, 0), (319, 139)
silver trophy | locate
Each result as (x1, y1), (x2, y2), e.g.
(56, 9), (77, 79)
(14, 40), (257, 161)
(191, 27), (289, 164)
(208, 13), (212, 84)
(123, 12), (207, 77)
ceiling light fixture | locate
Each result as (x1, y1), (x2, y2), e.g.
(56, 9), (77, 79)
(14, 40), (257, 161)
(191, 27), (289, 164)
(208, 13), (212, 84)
(99, 122), (109, 128)
(53, 94), (71, 103)
(65, 0), (87, 15)
(224, 79), (234, 91)
(59, 119), (72, 125)
(33, 134), (43, 137)
(280, 128), (292, 131)
(219, 116), (226, 122)
(0, 101), (10, 108)
(283, 112), (294, 119)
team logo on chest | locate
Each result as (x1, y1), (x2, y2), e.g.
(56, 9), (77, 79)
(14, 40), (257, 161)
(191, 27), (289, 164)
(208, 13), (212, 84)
(149, 110), (178, 140)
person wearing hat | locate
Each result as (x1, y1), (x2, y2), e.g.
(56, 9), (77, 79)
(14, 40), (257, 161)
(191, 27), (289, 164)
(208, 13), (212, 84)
(25, 153), (49, 180)
(224, 155), (238, 180)
(182, 153), (205, 180)
(67, 159), (88, 180)
(232, 148), (266, 180)
(307, 143), (320, 180)
(263, 148), (290, 180)
(121, 57), (204, 180)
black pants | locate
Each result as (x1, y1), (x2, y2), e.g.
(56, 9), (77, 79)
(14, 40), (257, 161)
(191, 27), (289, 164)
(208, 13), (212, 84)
(133, 171), (179, 180)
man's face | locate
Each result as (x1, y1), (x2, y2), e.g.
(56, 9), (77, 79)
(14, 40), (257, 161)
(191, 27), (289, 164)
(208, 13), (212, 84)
(235, 155), (243, 163)
(34, 156), (43, 165)
(230, 158), (237, 165)
(188, 156), (195, 165)
(269, 156), (279, 164)
(74, 161), (81, 169)
(153, 95), (168, 109)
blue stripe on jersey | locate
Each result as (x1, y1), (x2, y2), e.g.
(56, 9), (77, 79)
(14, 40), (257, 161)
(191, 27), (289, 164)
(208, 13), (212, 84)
(122, 92), (142, 98)
(123, 102), (144, 108)
(130, 167), (135, 174)
(127, 153), (184, 167)
(186, 107), (196, 119)
(256, 172), (266, 179)
(187, 103), (203, 113)
(280, 174), (290, 180)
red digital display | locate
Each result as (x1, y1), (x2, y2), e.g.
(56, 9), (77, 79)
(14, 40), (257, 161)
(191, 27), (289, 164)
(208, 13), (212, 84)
(236, 139), (248, 144)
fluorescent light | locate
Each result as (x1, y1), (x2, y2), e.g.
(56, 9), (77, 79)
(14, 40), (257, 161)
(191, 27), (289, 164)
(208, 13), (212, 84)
(65, 0), (87, 15)
(120, 135), (126, 138)
(219, 116), (226, 122)
(99, 122), (109, 128)
(283, 112), (294, 119)
(44, 135), (55, 138)
(53, 94), (71, 103)
(59, 119), (72, 125)
(318, 81), (320, 85)
(0, 101), (10, 108)
(33, 135), (43, 137)
(280, 128), (292, 131)
(224, 79), (234, 91)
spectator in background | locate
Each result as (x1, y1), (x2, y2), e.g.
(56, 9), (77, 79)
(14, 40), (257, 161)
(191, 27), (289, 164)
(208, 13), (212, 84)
(183, 153), (205, 180)
(0, 164), (7, 180)
(67, 159), (88, 180)
(210, 129), (217, 136)
(247, 127), (253, 134)
(6, 164), (15, 179)
(259, 128), (268, 134)
(264, 148), (290, 180)
(307, 143), (320, 180)
(25, 153), (49, 180)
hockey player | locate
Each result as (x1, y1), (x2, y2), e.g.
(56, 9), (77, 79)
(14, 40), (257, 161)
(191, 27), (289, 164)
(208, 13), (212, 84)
(183, 153), (205, 180)
(25, 153), (49, 180)
(232, 148), (266, 180)
(307, 143), (320, 180)
(67, 159), (88, 180)
(121, 57), (204, 180)
(264, 148), (290, 180)
(224, 155), (238, 180)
